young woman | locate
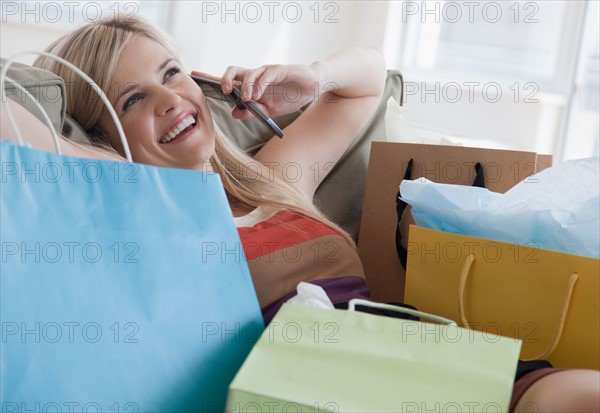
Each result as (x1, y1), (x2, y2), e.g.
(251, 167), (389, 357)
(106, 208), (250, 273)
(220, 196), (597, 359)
(30, 16), (382, 323)
(2, 15), (598, 413)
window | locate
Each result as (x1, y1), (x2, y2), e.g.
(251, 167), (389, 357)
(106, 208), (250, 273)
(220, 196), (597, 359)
(559, 0), (600, 160)
(406, 1), (569, 87)
(384, 0), (598, 161)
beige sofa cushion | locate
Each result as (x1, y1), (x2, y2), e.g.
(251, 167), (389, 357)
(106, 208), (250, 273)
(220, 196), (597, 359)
(1, 58), (66, 132)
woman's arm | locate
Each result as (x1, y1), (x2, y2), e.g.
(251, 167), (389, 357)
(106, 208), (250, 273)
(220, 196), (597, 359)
(1, 98), (121, 160)
(218, 47), (387, 200)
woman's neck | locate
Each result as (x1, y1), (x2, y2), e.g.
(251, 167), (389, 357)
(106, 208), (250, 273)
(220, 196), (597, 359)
(228, 195), (256, 218)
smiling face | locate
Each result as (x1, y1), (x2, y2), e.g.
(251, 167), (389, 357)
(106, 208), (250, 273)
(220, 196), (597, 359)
(97, 35), (215, 170)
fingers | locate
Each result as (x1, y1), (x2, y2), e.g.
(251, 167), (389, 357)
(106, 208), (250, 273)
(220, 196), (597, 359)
(190, 70), (220, 82)
(240, 66), (267, 101)
(224, 65), (267, 102)
(252, 67), (280, 102)
(221, 66), (248, 94)
(243, 65), (284, 102)
(222, 65), (283, 102)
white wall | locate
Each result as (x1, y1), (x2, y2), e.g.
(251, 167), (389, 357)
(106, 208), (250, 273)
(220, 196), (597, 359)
(168, 1), (390, 75)
(1, 1), (390, 83)
(0, 23), (69, 65)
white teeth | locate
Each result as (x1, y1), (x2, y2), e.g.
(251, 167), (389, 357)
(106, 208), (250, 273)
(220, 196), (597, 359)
(160, 115), (196, 143)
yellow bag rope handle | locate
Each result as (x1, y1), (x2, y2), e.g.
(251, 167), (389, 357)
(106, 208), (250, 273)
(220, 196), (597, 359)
(457, 252), (580, 360)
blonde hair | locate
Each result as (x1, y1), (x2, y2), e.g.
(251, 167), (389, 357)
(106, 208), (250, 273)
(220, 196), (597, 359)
(34, 15), (356, 248)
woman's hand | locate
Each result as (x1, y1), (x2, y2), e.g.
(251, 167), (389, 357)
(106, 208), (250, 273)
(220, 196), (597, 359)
(194, 48), (386, 201)
(192, 63), (321, 119)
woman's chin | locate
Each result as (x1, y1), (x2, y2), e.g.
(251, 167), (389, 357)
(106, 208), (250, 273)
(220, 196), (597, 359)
(158, 130), (214, 161)
(164, 143), (215, 171)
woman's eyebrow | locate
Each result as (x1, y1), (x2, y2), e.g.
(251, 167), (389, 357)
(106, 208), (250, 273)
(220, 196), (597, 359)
(114, 59), (176, 106)
(158, 58), (176, 73)
(115, 83), (138, 106)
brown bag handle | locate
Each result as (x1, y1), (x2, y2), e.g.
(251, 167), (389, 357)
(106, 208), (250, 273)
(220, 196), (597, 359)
(457, 253), (579, 360)
(396, 161), (486, 269)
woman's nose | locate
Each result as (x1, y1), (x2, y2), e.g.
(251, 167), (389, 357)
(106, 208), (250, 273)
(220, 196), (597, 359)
(155, 86), (182, 116)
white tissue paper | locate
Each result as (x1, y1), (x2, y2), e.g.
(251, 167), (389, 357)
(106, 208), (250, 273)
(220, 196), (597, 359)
(400, 157), (600, 259)
(286, 282), (335, 310)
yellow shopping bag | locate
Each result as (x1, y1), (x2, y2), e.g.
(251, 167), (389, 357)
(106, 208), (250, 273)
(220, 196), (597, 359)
(404, 225), (600, 370)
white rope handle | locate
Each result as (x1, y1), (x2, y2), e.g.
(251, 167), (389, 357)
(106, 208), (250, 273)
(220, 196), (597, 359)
(3, 76), (61, 154)
(348, 299), (458, 326)
(1, 51), (132, 162)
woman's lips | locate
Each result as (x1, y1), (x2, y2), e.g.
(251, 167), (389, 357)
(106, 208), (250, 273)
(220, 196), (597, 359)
(160, 117), (199, 145)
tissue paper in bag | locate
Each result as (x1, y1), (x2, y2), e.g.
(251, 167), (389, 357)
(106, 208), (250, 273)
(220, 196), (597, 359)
(400, 157), (599, 258)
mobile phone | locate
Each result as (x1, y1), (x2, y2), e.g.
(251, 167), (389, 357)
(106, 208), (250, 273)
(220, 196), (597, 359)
(190, 74), (284, 139)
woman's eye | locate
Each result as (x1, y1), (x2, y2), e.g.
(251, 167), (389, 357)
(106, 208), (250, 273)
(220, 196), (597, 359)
(165, 66), (181, 80)
(123, 94), (142, 111)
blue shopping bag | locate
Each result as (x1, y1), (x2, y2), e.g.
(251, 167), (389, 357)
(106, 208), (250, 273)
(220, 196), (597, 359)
(0, 141), (263, 412)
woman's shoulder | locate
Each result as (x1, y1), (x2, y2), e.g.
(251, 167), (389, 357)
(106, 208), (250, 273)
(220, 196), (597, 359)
(233, 205), (282, 228)
(233, 205), (323, 230)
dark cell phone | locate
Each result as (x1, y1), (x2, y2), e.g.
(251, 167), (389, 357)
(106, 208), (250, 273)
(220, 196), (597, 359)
(190, 74), (284, 139)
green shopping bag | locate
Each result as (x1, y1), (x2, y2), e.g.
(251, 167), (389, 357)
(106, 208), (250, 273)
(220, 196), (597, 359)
(227, 300), (521, 413)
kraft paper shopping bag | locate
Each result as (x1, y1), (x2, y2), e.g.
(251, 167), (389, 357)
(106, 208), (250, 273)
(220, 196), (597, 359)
(358, 141), (552, 302)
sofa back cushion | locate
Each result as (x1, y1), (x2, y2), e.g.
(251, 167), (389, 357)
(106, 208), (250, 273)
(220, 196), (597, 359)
(1, 58), (66, 132)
